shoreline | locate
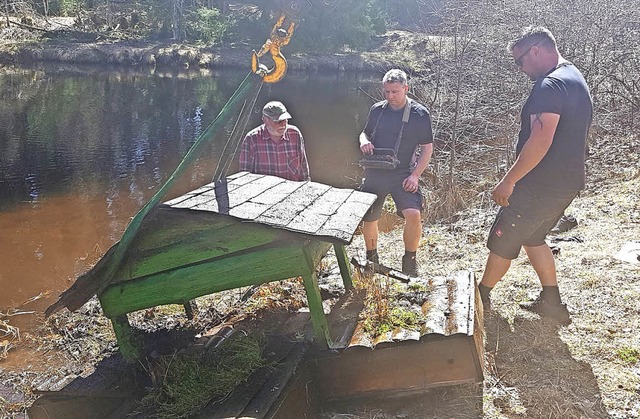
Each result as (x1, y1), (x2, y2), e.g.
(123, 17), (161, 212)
(0, 39), (396, 74)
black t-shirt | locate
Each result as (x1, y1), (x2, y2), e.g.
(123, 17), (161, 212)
(363, 99), (433, 170)
(517, 62), (593, 193)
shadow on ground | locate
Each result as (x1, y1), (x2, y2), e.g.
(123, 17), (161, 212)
(484, 312), (609, 418)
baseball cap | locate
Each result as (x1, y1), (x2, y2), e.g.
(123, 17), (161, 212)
(262, 101), (292, 121)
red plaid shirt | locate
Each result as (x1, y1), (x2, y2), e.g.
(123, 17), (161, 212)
(239, 124), (310, 181)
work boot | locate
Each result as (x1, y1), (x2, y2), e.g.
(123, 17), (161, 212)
(363, 251), (379, 274)
(478, 284), (492, 312)
(551, 214), (578, 234)
(401, 254), (419, 277)
(520, 295), (571, 325)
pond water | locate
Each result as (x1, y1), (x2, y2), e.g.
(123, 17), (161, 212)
(0, 64), (381, 367)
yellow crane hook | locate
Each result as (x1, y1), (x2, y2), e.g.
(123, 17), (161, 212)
(251, 14), (296, 84)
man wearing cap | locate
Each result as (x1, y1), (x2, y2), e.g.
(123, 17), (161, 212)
(239, 101), (310, 181)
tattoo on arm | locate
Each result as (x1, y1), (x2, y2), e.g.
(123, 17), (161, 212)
(532, 113), (544, 129)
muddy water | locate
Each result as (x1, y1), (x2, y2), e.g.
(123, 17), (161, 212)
(0, 65), (379, 368)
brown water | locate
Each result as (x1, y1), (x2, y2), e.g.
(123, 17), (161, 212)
(0, 65), (379, 368)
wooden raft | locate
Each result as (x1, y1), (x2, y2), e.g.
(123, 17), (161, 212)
(97, 172), (376, 362)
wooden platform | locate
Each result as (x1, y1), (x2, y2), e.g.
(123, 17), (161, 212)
(94, 172), (376, 361)
(311, 270), (484, 401)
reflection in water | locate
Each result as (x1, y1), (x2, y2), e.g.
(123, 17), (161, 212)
(0, 65), (379, 366)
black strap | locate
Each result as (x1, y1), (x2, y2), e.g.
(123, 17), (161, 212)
(370, 98), (412, 155)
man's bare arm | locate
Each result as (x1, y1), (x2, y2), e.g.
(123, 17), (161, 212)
(492, 112), (560, 206)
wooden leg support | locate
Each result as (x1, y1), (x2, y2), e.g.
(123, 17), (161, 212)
(301, 272), (335, 348)
(183, 300), (197, 320)
(110, 315), (141, 364)
(333, 243), (353, 290)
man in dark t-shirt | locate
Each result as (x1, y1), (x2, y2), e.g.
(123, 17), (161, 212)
(478, 27), (593, 324)
(358, 69), (434, 276)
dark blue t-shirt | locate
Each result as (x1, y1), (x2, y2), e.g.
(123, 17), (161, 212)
(517, 62), (593, 193)
(363, 99), (433, 170)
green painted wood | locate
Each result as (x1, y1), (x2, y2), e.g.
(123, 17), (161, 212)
(100, 240), (331, 318)
(111, 207), (235, 254)
(301, 245), (333, 348)
(109, 315), (140, 364)
(45, 75), (264, 318)
(112, 209), (283, 283)
(333, 244), (353, 290)
(183, 300), (197, 320)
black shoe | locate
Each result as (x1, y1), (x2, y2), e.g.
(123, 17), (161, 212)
(551, 215), (578, 234)
(363, 252), (379, 274)
(520, 295), (571, 324)
(402, 255), (419, 277)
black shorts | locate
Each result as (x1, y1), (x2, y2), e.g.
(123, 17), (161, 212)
(486, 185), (578, 260)
(360, 169), (423, 222)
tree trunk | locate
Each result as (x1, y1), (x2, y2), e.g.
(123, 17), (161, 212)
(218, 0), (228, 15)
(172, 0), (184, 40)
(4, 0), (9, 27)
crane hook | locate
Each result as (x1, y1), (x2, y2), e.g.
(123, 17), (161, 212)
(251, 14), (296, 84)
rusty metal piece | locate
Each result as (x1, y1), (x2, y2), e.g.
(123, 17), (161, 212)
(349, 257), (412, 283)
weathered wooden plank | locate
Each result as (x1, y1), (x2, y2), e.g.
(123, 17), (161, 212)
(100, 240), (331, 318)
(195, 337), (304, 419)
(448, 271), (474, 336)
(421, 277), (449, 336)
(239, 341), (308, 418)
(168, 183), (231, 211)
(250, 181), (306, 205)
(113, 219), (283, 282)
(227, 171), (263, 185)
(191, 198), (219, 213)
(255, 182), (331, 227)
(313, 335), (483, 401)
(284, 211), (330, 236)
(163, 183), (221, 207)
(316, 195), (374, 243)
(163, 193), (195, 207)
(285, 187), (352, 234)
(169, 194), (217, 210)
(228, 201), (271, 220)
(333, 244), (352, 290)
(226, 175), (288, 208)
(349, 189), (382, 205)
(164, 174), (375, 244)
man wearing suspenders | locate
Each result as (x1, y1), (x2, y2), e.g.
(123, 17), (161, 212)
(358, 69), (434, 276)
